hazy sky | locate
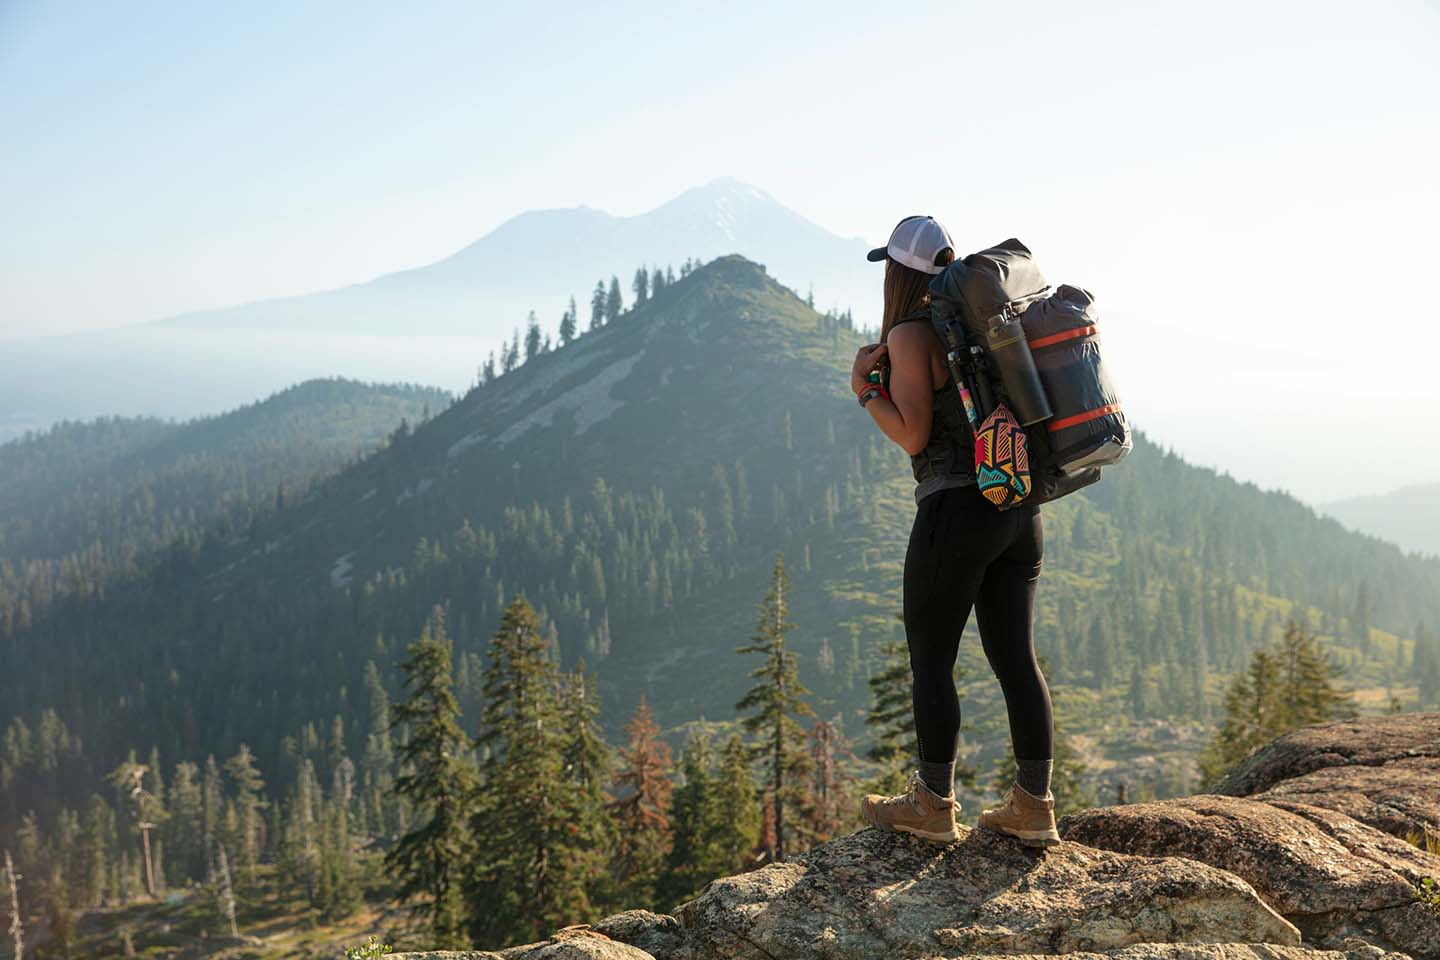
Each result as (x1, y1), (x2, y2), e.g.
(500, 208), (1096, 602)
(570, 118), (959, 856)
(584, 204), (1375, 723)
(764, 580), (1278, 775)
(3, 0), (1438, 500)
(3, 0), (1433, 334)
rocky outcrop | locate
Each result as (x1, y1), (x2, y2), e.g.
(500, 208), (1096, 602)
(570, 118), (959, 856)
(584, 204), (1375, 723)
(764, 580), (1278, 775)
(389, 924), (656, 959)
(1248, 758), (1440, 841)
(1214, 714), (1440, 840)
(670, 825), (1299, 958)
(1058, 796), (1440, 958)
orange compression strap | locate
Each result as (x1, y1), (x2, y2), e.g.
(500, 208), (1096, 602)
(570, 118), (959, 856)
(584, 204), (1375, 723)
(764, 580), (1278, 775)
(1047, 404), (1121, 432)
(1029, 325), (1097, 350)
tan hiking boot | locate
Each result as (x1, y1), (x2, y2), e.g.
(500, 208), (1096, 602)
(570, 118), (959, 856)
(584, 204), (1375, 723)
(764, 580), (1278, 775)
(977, 781), (1060, 848)
(859, 770), (959, 843)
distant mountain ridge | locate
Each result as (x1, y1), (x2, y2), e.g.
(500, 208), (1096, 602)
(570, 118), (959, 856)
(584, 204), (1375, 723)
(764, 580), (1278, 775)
(1320, 481), (1440, 557)
(0, 180), (868, 446)
(152, 178), (876, 338)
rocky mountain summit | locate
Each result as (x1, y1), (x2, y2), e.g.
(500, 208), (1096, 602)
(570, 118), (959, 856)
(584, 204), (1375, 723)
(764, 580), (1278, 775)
(392, 716), (1438, 960)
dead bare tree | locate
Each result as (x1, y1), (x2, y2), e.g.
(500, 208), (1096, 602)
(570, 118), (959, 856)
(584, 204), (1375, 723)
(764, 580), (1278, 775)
(4, 849), (23, 960)
(108, 761), (162, 897)
(215, 846), (238, 938)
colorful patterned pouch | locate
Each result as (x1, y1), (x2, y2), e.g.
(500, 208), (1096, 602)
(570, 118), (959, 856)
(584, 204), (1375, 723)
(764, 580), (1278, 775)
(973, 402), (1033, 508)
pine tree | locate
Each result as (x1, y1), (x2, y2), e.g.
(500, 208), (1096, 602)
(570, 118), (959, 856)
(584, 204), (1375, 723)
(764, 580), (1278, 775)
(735, 553), (814, 861)
(658, 733), (719, 906)
(282, 758), (323, 904)
(1199, 618), (1354, 785)
(201, 755), (224, 875)
(469, 595), (590, 947)
(321, 755), (362, 921)
(1198, 647), (1283, 785)
(1127, 661), (1154, 720)
(1416, 622), (1440, 707)
(361, 660), (396, 839)
(385, 604), (474, 949)
(1274, 619), (1355, 727)
(168, 761), (205, 883)
(711, 734), (761, 873)
(503, 327), (521, 372)
(605, 276), (623, 322)
(524, 311), (542, 363)
(1352, 581), (1372, 650)
(590, 281), (607, 330)
(560, 295), (578, 344)
(223, 745), (266, 889)
(632, 267), (650, 307)
(558, 660), (614, 911)
(609, 697), (673, 909)
(80, 794), (113, 908)
(45, 861), (75, 957)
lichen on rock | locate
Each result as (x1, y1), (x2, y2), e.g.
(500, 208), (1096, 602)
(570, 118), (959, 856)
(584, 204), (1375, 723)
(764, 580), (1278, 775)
(669, 825), (1298, 959)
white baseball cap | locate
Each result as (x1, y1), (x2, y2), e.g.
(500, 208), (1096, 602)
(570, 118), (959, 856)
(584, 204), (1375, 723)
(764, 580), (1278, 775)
(866, 215), (955, 274)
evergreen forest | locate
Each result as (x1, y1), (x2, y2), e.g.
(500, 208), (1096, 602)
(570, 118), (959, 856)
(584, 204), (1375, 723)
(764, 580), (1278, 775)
(3, 255), (1439, 956)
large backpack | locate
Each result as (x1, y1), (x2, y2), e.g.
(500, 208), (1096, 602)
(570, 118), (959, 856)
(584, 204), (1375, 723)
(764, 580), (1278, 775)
(926, 238), (1131, 508)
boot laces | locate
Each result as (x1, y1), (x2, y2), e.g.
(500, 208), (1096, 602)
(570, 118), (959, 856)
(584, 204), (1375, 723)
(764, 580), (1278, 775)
(878, 770), (925, 812)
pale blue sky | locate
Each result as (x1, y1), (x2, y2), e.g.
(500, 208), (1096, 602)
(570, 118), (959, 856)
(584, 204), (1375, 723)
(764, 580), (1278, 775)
(5, 0), (1435, 339)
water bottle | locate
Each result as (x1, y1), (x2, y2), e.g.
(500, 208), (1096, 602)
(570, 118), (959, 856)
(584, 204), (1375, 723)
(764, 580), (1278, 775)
(985, 314), (1053, 426)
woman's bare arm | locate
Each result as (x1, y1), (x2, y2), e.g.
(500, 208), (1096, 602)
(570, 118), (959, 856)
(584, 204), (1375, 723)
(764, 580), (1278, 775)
(861, 323), (934, 456)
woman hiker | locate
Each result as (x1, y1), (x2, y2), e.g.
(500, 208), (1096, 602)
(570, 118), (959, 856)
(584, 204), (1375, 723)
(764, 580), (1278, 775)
(852, 215), (1060, 848)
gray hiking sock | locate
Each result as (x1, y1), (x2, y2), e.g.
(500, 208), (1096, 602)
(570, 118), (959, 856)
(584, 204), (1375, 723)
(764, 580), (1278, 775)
(918, 759), (954, 798)
(1016, 757), (1054, 798)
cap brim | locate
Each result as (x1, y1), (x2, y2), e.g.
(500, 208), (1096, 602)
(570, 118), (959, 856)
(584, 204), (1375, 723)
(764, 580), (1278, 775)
(866, 246), (888, 263)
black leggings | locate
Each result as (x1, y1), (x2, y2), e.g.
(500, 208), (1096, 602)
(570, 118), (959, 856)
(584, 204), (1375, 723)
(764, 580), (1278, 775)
(903, 483), (1053, 768)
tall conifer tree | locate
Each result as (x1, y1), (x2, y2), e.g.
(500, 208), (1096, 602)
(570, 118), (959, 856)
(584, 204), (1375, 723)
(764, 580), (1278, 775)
(1274, 618), (1355, 726)
(711, 733), (761, 873)
(735, 552), (814, 861)
(605, 276), (623, 322)
(223, 745), (266, 889)
(590, 281), (607, 330)
(658, 733), (719, 907)
(1198, 618), (1352, 785)
(632, 267), (650, 306)
(386, 605), (473, 949)
(558, 660), (615, 912)
(560, 295), (578, 344)
(469, 595), (592, 947)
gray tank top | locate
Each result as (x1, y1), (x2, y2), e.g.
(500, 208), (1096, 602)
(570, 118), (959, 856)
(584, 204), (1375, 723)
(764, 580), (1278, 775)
(888, 315), (977, 506)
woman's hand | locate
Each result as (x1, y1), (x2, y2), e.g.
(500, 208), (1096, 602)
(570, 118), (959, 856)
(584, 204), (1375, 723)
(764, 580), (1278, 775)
(851, 342), (888, 395)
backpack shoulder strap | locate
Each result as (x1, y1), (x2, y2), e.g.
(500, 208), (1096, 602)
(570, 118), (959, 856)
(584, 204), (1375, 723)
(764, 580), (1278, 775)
(889, 306), (932, 329)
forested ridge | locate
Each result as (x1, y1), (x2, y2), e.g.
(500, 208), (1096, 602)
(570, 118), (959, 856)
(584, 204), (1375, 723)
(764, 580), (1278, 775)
(0, 377), (449, 630)
(3, 255), (1439, 926)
